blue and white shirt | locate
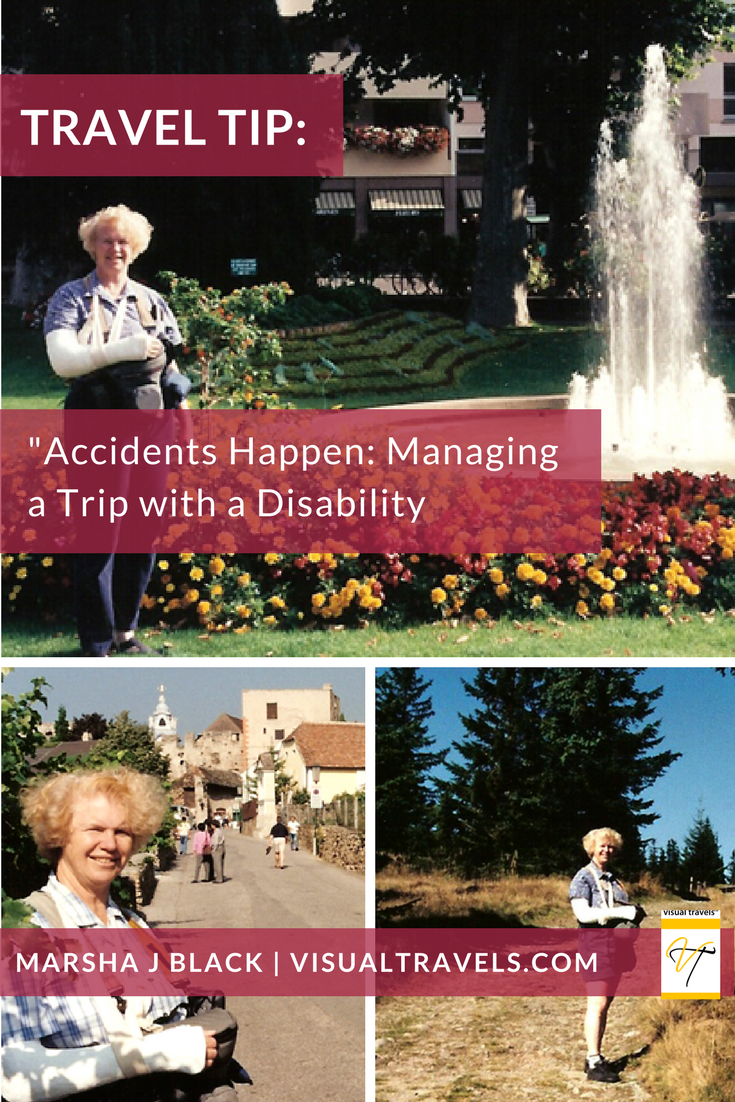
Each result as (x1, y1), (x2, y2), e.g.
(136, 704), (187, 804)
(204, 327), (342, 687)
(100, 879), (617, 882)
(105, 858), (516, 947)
(2, 876), (186, 1048)
(569, 862), (629, 920)
(44, 272), (181, 344)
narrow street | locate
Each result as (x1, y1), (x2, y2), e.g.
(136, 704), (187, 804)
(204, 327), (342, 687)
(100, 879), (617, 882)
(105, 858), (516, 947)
(140, 831), (365, 1102)
(143, 831), (365, 930)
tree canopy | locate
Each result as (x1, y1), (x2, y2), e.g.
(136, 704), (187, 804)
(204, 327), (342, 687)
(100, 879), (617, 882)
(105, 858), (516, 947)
(309, 0), (735, 325)
(69, 712), (108, 742)
(83, 711), (171, 780)
(437, 668), (676, 875)
(376, 668), (444, 858)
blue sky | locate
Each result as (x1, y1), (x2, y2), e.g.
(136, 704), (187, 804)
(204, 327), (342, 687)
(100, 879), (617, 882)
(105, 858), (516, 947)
(380, 666), (734, 861)
(2, 666), (366, 734)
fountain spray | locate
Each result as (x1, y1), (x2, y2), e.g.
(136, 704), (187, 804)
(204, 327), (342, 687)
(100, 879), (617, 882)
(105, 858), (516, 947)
(569, 44), (734, 475)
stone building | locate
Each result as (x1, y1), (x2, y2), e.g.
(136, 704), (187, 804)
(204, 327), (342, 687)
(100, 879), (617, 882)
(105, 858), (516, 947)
(242, 683), (342, 770)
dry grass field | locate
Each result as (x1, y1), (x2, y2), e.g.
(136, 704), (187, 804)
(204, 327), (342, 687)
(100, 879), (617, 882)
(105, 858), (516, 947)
(375, 868), (734, 1102)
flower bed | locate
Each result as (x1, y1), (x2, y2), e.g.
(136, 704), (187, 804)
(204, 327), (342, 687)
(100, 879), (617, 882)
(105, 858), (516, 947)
(344, 125), (449, 155)
(3, 473), (734, 631)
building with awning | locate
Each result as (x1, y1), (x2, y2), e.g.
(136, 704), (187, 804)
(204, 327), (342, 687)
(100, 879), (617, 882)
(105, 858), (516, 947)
(315, 190), (356, 214)
(369, 188), (444, 215)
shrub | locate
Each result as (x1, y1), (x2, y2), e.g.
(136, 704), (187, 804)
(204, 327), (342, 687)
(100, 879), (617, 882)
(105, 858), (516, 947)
(158, 272), (292, 409)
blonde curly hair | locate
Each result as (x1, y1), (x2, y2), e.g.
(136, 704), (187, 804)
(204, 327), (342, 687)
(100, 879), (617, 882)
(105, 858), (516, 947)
(21, 767), (168, 863)
(583, 827), (624, 857)
(78, 204), (153, 262)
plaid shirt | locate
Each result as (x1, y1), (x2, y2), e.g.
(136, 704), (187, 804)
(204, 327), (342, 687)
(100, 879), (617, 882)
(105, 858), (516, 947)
(43, 271), (181, 344)
(2, 876), (186, 1048)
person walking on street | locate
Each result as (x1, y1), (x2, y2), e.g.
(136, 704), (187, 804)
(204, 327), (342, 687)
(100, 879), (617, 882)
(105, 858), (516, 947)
(269, 816), (289, 869)
(178, 818), (190, 856)
(191, 821), (212, 883)
(210, 819), (226, 883)
(287, 814), (300, 851)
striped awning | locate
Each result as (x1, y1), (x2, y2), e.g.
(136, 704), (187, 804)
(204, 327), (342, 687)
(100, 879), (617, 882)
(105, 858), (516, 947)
(369, 188), (444, 212)
(315, 191), (356, 213)
(461, 188), (482, 210)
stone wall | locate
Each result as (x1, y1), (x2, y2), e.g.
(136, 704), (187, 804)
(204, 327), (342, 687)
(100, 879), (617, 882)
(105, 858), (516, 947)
(316, 825), (365, 873)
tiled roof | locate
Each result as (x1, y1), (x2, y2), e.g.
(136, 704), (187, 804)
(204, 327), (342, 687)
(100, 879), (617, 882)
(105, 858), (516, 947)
(202, 713), (243, 734)
(283, 722), (365, 768)
(178, 766), (242, 789)
(30, 740), (97, 765)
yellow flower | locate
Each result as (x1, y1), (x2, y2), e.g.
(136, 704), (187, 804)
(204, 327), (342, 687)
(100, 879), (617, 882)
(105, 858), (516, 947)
(658, 604), (672, 616)
(532, 570), (547, 586)
(649, 583), (659, 592)
(190, 566), (204, 581)
(197, 601), (211, 615)
(1, 555), (14, 567)
(612, 566), (626, 581)
(516, 562), (534, 582)
(530, 595), (543, 610)
(442, 574), (458, 590)
(237, 573), (251, 587)
(312, 593), (326, 608)
(269, 596), (286, 609)
(264, 553), (280, 565)
(158, 560), (169, 571)
(495, 583), (509, 599)
(16, 568), (27, 580)
(431, 587), (447, 604)
(165, 584), (175, 593)
(307, 553), (323, 563)
(576, 600), (590, 617)
(489, 567), (504, 585)
(263, 615), (276, 625)
(179, 553), (193, 563)
(600, 593), (615, 612)
(210, 584), (223, 597)
(474, 608), (488, 621)
(209, 556), (225, 576)
(42, 557), (54, 568)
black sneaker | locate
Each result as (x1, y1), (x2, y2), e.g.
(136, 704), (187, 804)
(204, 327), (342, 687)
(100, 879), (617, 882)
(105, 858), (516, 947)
(585, 1058), (620, 1083)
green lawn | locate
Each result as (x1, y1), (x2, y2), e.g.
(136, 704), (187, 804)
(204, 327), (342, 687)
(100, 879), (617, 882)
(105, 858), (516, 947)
(3, 611), (734, 658)
(6, 303), (735, 410)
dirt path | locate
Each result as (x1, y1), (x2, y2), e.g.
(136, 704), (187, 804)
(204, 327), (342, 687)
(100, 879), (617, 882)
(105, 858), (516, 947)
(376, 995), (651, 1102)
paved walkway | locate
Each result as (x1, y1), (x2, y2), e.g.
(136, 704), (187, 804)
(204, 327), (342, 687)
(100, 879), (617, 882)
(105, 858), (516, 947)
(143, 831), (365, 929)
(139, 832), (366, 1102)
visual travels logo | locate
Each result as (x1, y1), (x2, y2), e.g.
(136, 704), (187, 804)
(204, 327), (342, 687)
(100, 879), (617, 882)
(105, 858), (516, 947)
(661, 910), (720, 1000)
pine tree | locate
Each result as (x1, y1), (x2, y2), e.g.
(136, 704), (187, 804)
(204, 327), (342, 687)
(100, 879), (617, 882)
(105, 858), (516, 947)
(437, 668), (678, 876)
(54, 705), (71, 743)
(436, 668), (548, 874)
(540, 669), (677, 872)
(662, 838), (682, 892)
(376, 668), (444, 859)
(681, 807), (725, 891)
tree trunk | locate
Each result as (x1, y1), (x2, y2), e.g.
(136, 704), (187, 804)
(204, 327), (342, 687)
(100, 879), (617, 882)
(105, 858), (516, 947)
(470, 11), (530, 329)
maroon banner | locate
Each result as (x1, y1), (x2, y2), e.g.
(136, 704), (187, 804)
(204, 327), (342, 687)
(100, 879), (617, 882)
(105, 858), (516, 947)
(0, 408), (602, 554)
(2, 929), (732, 998)
(1, 75), (343, 177)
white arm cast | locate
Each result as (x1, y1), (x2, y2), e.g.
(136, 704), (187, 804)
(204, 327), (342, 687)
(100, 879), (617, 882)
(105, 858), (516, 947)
(2, 1025), (206, 1102)
(46, 329), (149, 379)
(571, 898), (637, 926)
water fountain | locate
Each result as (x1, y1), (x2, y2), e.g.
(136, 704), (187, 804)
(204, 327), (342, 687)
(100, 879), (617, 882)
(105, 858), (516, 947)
(569, 44), (735, 477)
